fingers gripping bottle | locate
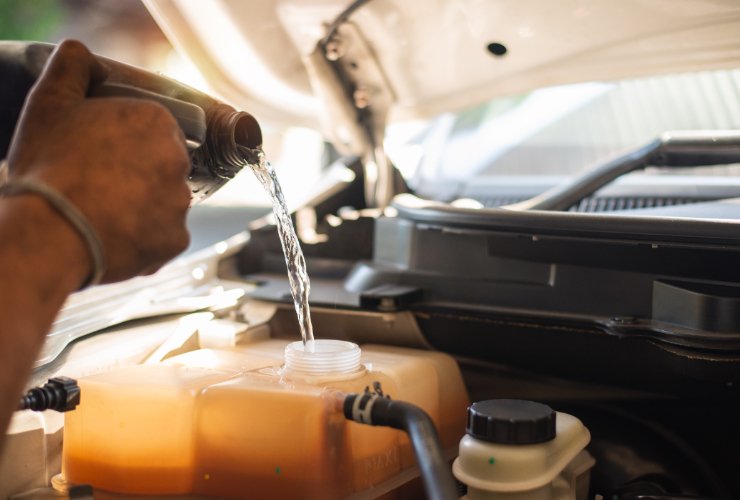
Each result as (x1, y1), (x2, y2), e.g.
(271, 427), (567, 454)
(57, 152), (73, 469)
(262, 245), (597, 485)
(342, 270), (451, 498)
(0, 41), (262, 204)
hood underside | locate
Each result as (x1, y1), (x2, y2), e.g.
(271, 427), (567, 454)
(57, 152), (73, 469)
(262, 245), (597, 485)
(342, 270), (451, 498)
(144, 0), (740, 130)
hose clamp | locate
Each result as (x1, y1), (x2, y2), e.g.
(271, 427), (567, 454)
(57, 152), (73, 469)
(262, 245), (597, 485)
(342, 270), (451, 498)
(351, 393), (377, 424)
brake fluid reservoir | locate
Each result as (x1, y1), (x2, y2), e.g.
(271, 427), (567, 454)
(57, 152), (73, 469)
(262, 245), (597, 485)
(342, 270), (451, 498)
(453, 400), (595, 500)
(61, 338), (468, 499)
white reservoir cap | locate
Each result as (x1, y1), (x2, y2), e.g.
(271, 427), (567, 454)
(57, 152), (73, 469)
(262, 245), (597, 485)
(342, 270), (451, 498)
(284, 339), (361, 375)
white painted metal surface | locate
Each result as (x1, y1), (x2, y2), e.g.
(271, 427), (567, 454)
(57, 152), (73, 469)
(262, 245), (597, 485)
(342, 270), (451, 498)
(144, 0), (740, 127)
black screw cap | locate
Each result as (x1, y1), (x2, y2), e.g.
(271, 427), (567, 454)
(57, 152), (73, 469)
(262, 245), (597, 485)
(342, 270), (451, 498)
(466, 399), (556, 445)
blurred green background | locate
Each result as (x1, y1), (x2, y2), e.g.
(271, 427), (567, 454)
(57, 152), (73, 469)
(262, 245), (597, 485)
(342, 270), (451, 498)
(0, 0), (170, 67)
(0, 0), (62, 40)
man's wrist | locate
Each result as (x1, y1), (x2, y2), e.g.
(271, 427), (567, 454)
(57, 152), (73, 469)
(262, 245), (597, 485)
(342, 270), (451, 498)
(0, 179), (106, 288)
(0, 194), (91, 294)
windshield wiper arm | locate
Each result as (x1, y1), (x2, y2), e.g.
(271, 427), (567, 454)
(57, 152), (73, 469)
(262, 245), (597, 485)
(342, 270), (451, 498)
(504, 130), (740, 211)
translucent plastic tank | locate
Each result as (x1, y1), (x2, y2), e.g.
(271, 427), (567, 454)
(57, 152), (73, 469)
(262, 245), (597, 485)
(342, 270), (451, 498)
(61, 338), (468, 498)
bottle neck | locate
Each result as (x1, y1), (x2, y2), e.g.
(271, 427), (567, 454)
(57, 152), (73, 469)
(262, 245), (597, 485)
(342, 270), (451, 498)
(204, 104), (262, 174)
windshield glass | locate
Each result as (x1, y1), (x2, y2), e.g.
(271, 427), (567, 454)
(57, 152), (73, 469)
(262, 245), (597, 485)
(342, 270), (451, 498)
(388, 68), (740, 202)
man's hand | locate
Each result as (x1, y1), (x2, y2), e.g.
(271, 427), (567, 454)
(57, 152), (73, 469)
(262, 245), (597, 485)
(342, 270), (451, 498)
(7, 39), (191, 283)
(0, 39), (194, 456)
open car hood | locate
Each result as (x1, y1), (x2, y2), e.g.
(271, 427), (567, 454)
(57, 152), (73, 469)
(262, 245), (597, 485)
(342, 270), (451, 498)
(144, 0), (740, 133)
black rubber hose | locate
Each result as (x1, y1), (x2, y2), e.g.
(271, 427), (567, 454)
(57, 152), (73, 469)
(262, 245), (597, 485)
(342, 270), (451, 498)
(320, 0), (373, 48)
(344, 393), (458, 500)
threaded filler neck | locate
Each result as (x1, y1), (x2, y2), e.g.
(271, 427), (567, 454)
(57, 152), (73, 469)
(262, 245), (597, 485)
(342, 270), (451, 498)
(284, 340), (362, 375)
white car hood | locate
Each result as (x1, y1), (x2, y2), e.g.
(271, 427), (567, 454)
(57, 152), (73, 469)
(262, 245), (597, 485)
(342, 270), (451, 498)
(144, 0), (740, 132)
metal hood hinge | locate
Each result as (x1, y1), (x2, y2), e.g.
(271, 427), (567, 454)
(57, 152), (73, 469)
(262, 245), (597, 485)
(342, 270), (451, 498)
(303, 22), (396, 209)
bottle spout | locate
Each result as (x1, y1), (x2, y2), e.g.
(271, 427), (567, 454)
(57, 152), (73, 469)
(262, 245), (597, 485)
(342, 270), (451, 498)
(205, 104), (262, 170)
(232, 110), (262, 150)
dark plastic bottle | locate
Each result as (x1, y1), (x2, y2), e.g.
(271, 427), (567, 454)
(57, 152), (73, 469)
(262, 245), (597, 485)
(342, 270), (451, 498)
(0, 41), (262, 204)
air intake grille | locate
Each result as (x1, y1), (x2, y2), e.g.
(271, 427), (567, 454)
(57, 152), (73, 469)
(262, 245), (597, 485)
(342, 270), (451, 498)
(477, 196), (709, 212)
(568, 196), (709, 212)
(477, 196), (528, 208)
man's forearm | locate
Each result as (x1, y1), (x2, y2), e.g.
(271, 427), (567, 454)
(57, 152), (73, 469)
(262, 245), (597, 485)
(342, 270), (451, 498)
(0, 194), (88, 452)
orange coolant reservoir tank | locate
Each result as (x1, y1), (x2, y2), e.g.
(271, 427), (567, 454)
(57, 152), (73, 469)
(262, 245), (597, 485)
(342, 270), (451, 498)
(61, 338), (469, 498)
(61, 364), (238, 494)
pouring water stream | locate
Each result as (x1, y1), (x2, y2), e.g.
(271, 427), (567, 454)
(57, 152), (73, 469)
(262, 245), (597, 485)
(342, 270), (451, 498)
(241, 147), (315, 349)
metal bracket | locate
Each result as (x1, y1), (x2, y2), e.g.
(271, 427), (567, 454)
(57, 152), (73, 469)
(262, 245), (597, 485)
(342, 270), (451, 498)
(303, 23), (396, 208)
